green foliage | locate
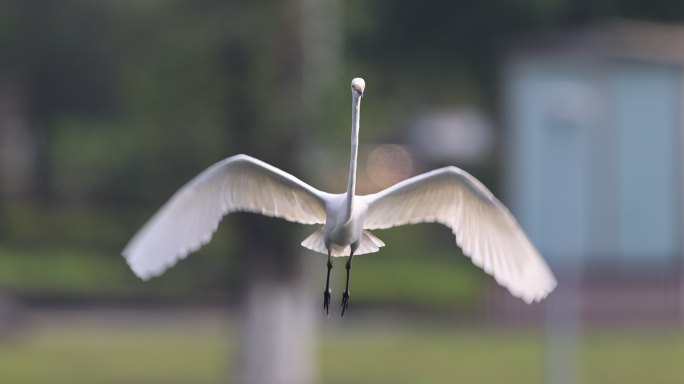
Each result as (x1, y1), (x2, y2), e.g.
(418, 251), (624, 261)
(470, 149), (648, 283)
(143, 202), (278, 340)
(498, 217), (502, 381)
(345, 225), (486, 306)
(350, 256), (484, 306)
(0, 247), (135, 296)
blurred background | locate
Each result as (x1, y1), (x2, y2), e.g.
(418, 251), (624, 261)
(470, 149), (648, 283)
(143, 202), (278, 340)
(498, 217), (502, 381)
(2, 1), (684, 383)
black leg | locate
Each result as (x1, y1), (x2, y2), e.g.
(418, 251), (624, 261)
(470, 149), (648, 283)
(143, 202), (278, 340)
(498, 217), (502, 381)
(323, 251), (332, 316)
(341, 251), (354, 316)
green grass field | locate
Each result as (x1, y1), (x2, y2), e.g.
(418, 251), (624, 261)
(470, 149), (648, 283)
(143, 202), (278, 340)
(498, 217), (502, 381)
(1, 311), (684, 384)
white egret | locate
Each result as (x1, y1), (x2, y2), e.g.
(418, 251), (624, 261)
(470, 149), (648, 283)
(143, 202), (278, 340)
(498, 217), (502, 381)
(123, 77), (556, 316)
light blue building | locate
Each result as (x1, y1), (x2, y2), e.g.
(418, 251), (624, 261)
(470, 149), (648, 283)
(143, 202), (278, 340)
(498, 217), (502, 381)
(504, 22), (684, 273)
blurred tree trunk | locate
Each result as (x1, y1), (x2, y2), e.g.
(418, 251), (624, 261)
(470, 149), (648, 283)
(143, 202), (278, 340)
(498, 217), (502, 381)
(227, 1), (341, 383)
(0, 76), (33, 192)
(0, 74), (35, 231)
(0, 74), (32, 338)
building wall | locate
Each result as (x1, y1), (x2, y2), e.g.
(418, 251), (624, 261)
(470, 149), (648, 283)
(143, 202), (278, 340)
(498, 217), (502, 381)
(504, 55), (682, 269)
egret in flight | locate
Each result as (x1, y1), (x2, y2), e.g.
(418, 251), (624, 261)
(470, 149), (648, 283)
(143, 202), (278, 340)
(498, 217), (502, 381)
(123, 77), (556, 316)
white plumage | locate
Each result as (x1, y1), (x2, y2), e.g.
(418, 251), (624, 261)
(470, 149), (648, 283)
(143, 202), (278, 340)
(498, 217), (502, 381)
(123, 77), (556, 305)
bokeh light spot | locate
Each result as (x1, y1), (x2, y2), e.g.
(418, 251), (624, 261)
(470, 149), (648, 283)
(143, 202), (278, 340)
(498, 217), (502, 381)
(366, 144), (413, 189)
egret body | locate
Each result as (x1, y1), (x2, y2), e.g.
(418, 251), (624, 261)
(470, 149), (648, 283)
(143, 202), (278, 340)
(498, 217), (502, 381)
(123, 77), (556, 316)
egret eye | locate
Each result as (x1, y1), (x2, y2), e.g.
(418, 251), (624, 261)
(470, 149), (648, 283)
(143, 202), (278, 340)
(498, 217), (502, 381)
(351, 77), (365, 94)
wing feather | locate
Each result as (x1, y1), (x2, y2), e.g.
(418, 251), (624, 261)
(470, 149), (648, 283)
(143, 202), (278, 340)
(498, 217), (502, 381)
(362, 166), (556, 303)
(123, 154), (329, 280)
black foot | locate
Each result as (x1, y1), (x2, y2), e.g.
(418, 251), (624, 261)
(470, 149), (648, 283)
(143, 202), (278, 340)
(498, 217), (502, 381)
(341, 291), (350, 316)
(323, 289), (331, 316)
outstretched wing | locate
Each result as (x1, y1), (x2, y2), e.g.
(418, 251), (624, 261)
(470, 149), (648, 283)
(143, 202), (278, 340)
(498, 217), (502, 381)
(362, 167), (556, 303)
(123, 154), (329, 280)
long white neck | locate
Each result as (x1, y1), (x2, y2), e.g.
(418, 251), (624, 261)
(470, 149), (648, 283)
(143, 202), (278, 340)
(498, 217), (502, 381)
(344, 92), (361, 222)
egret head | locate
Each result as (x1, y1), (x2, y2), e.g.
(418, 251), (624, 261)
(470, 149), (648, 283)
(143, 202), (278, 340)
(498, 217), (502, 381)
(351, 77), (365, 97)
